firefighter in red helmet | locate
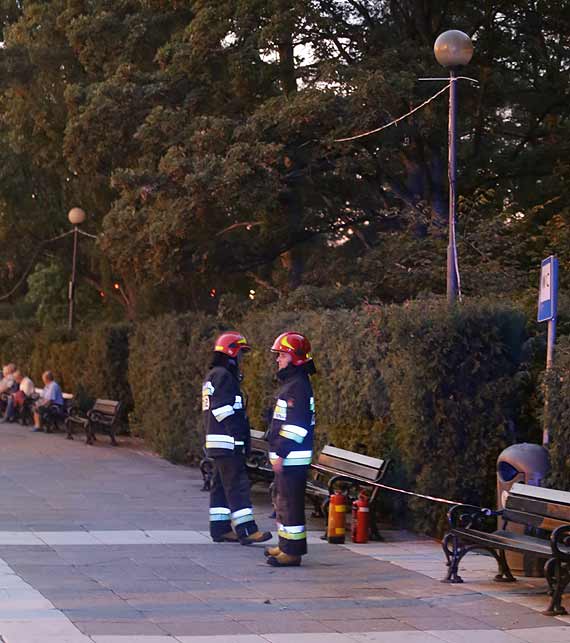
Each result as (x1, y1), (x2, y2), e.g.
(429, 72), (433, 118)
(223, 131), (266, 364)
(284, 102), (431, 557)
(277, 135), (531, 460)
(264, 331), (316, 567)
(203, 331), (271, 545)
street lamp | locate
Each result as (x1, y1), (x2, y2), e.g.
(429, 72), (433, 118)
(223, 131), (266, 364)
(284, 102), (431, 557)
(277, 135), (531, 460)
(434, 30), (474, 304)
(67, 207), (86, 331)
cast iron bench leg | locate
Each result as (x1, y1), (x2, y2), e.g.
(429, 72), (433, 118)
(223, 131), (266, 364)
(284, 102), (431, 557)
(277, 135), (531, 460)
(442, 533), (465, 583)
(544, 558), (570, 616)
(494, 549), (516, 583)
(199, 458), (213, 492)
(86, 420), (94, 445)
(369, 502), (383, 541)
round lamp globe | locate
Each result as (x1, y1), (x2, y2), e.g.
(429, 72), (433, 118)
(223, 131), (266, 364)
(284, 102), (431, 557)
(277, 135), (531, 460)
(434, 30), (474, 68)
(68, 207), (86, 226)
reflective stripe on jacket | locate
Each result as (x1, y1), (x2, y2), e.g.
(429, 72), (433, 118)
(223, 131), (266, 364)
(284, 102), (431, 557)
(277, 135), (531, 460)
(203, 366), (249, 457)
(267, 365), (315, 463)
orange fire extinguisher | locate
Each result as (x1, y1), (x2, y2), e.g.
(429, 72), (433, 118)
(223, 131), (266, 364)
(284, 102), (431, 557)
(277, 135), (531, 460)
(327, 490), (348, 544)
(351, 492), (369, 544)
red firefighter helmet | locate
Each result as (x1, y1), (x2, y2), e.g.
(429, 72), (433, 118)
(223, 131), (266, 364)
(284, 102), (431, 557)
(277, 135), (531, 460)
(214, 331), (251, 357)
(270, 332), (312, 366)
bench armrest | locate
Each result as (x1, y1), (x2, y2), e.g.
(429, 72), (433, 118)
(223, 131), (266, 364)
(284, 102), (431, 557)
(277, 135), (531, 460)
(448, 503), (499, 530)
(87, 410), (114, 424)
(551, 525), (570, 562)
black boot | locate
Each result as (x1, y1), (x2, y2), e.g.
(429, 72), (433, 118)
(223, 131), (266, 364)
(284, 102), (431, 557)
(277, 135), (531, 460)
(240, 530), (272, 545)
(266, 552), (302, 567)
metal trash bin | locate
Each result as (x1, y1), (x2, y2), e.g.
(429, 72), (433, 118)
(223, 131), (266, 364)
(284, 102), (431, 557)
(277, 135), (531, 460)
(496, 443), (550, 576)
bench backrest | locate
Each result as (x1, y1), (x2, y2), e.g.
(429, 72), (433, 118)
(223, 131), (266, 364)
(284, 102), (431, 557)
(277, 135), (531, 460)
(316, 445), (386, 482)
(504, 483), (570, 531)
(92, 399), (120, 418)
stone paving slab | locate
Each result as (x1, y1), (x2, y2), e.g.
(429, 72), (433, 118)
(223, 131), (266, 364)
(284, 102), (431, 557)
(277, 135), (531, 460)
(0, 423), (568, 642)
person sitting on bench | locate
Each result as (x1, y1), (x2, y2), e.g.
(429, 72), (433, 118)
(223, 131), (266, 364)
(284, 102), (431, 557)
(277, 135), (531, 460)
(33, 371), (64, 433)
(3, 371), (34, 422)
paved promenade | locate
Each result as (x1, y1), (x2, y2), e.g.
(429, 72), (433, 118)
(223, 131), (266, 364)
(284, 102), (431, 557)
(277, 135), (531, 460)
(0, 423), (568, 643)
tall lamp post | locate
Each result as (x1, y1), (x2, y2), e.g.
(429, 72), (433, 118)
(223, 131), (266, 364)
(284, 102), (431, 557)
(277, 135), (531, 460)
(434, 30), (474, 305)
(67, 207), (86, 331)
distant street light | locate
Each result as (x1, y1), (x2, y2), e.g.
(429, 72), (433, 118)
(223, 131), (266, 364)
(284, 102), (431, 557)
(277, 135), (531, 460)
(434, 30), (474, 304)
(67, 207), (86, 331)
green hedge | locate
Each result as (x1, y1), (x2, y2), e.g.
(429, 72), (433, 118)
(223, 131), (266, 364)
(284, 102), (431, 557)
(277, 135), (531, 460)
(128, 313), (227, 462)
(543, 336), (570, 490)
(237, 299), (528, 533)
(0, 298), (541, 535)
(382, 299), (528, 532)
(0, 322), (132, 418)
(124, 298), (531, 532)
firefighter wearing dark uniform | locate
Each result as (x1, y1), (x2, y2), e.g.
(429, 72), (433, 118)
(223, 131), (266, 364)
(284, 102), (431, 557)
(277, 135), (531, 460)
(203, 331), (271, 545)
(264, 331), (316, 567)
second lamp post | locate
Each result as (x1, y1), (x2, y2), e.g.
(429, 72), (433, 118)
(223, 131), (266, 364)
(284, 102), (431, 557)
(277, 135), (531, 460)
(67, 207), (86, 331)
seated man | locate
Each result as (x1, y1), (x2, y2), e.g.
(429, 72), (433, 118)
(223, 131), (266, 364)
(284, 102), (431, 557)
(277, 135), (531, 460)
(3, 371), (35, 422)
(33, 371), (64, 433)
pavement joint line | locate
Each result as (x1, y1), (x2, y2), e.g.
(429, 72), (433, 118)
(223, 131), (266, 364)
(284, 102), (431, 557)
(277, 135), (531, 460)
(1, 427), (570, 641)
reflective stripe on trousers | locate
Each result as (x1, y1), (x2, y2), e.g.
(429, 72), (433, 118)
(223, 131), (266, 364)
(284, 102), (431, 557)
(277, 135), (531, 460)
(277, 523), (306, 541)
(231, 507), (255, 527)
(209, 507), (231, 522)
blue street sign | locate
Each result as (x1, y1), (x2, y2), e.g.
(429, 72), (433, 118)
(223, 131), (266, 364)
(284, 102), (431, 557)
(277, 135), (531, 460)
(537, 256), (558, 323)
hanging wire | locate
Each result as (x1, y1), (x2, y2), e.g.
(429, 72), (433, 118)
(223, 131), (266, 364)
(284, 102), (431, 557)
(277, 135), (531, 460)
(334, 75), (478, 302)
(333, 83), (451, 143)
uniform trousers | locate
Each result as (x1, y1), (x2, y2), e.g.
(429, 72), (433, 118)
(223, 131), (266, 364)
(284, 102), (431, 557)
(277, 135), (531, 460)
(274, 466), (308, 556)
(209, 451), (258, 538)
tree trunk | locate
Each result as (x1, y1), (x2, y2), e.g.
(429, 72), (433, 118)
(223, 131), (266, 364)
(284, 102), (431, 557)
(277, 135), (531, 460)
(276, 2), (304, 290)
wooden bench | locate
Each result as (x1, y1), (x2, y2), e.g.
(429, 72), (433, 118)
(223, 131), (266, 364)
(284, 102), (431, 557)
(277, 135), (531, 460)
(199, 429), (272, 491)
(442, 482), (570, 615)
(308, 445), (390, 540)
(65, 399), (121, 446)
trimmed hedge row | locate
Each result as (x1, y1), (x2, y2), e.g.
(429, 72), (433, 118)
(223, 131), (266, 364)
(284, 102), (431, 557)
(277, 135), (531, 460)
(543, 335), (570, 490)
(125, 298), (532, 532)
(0, 297), (551, 534)
(0, 322), (132, 416)
(128, 313), (228, 462)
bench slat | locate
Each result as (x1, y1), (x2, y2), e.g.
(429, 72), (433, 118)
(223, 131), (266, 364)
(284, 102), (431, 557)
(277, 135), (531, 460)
(506, 494), (570, 523)
(315, 454), (382, 482)
(502, 507), (568, 532)
(510, 483), (570, 507)
(454, 527), (552, 558)
(320, 445), (384, 470)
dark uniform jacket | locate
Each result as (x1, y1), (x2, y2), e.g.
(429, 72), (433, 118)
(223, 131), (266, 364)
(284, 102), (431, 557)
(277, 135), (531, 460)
(267, 365), (315, 466)
(203, 361), (250, 458)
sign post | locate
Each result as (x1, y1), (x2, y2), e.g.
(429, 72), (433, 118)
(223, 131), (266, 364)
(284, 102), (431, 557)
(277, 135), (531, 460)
(538, 255), (559, 446)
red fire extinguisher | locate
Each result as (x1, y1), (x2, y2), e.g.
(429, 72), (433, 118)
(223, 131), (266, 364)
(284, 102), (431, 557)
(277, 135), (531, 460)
(327, 490), (348, 544)
(351, 492), (369, 544)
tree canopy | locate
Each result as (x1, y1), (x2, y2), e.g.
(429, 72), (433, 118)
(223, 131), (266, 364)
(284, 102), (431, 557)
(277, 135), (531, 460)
(0, 0), (568, 322)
